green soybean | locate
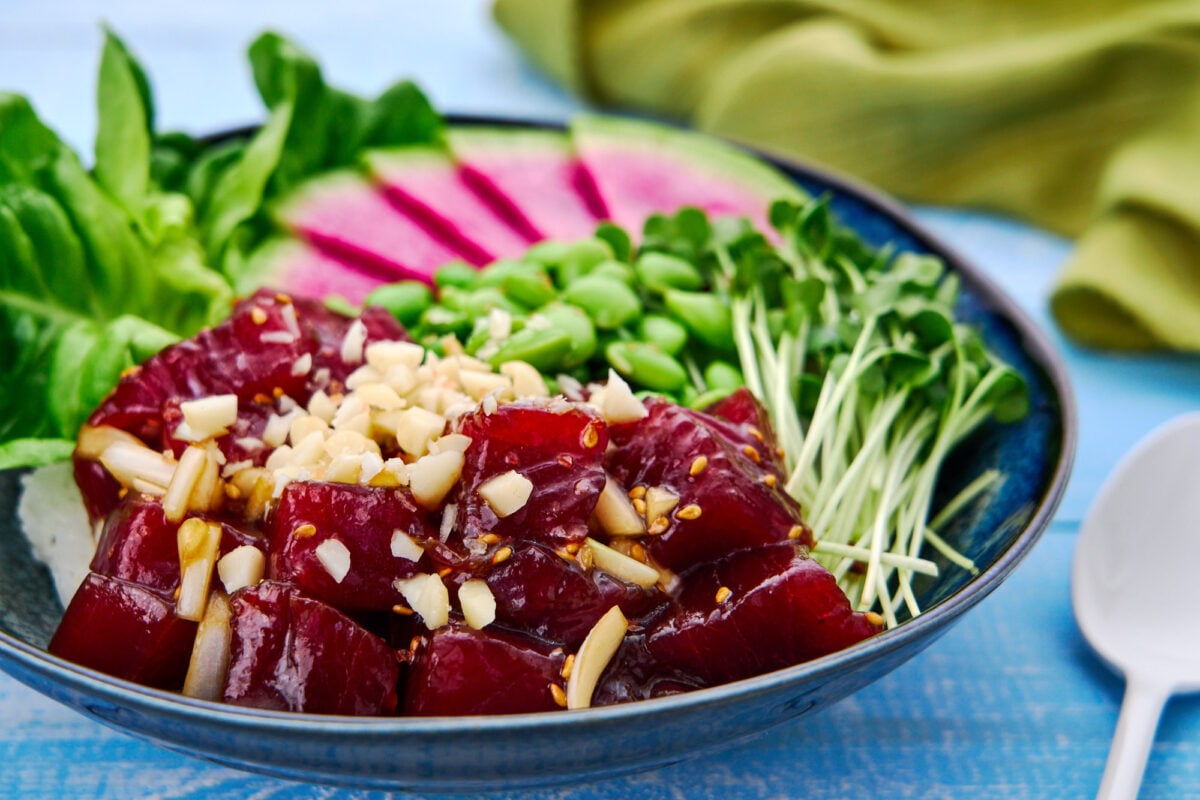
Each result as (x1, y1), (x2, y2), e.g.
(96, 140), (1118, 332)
(502, 269), (556, 309)
(554, 238), (612, 287)
(418, 305), (470, 337)
(634, 251), (704, 294)
(433, 260), (478, 290)
(638, 314), (689, 356)
(689, 387), (735, 410)
(663, 289), (734, 350)
(462, 286), (525, 317)
(476, 259), (538, 289)
(523, 240), (570, 270)
(364, 281), (435, 323)
(562, 275), (641, 330)
(486, 327), (573, 372)
(605, 341), (688, 393)
(590, 259), (635, 285)
(536, 303), (597, 367)
(704, 360), (744, 391)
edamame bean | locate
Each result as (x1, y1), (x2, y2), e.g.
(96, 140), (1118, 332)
(589, 259), (635, 285)
(562, 275), (641, 330)
(433, 260), (479, 290)
(704, 360), (744, 391)
(486, 328), (573, 372)
(663, 289), (734, 350)
(605, 341), (688, 393)
(637, 314), (689, 356)
(689, 387), (735, 410)
(462, 287), (525, 317)
(476, 259), (539, 289)
(634, 252), (704, 294)
(502, 270), (556, 309)
(523, 240), (570, 270)
(554, 238), (613, 287)
(419, 305), (470, 337)
(365, 281), (433, 327)
(535, 303), (597, 367)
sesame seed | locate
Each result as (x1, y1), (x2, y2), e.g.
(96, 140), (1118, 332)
(272, 387), (284, 399)
(293, 523), (317, 538)
(492, 546), (513, 565)
(715, 586), (733, 604)
(479, 532), (500, 545)
(549, 683), (568, 708)
(787, 525), (806, 540)
(224, 483), (242, 500)
(392, 604), (414, 616)
(437, 566), (453, 578)
(763, 473), (778, 488)
(561, 653), (576, 680)
(632, 497), (648, 516)
(631, 543), (648, 563)
(748, 426), (764, 443)
(628, 485), (647, 500)
(865, 611), (885, 627)
(676, 504), (702, 520)
(578, 544), (594, 570)
(647, 516), (669, 535)
(250, 307), (268, 325)
(274, 292), (292, 304)
(689, 455), (708, 476)
(120, 365), (140, 379)
(253, 392), (272, 405)
(742, 445), (762, 463)
(776, 446), (786, 459)
(581, 423), (600, 449)
(565, 542), (581, 555)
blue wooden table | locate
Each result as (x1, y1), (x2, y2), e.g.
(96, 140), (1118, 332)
(4, 2), (1200, 797)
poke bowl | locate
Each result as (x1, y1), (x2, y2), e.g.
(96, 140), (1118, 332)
(0, 115), (1075, 792)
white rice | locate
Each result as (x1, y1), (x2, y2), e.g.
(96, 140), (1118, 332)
(17, 463), (94, 608)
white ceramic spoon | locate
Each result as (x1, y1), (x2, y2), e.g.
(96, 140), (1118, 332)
(1073, 412), (1200, 800)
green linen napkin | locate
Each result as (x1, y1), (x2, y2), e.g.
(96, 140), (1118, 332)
(494, 0), (1200, 350)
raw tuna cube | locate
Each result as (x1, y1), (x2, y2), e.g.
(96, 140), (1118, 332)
(78, 290), (410, 513)
(702, 387), (787, 477)
(223, 581), (399, 715)
(48, 573), (197, 690)
(454, 401), (607, 551)
(404, 620), (566, 716)
(591, 633), (701, 707)
(646, 543), (882, 686)
(91, 497), (264, 595)
(607, 397), (811, 571)
(269, 481), (437, 612)
(481, 541), (660, 647)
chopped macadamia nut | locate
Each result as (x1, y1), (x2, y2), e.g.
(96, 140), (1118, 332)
(600, 370), (647, 424)
(390, 530), (425, 562)
(315, 538), (352, 584)
(179, 394), (239, 440)
(340, 319), (368, 364)
(477, 470), (533, 518)
(217, 545), (266, 593)
(458, 579), (497, 630)
(408, 450), (465, 510)
(394, 573), (450, 629)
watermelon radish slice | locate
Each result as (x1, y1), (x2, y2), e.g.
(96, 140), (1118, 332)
(569, 114), (807, 236)
(273, 171), (465, 283)
(448, 127), (606, 243)
(236, 238), (387, 305)
(364, 146), (534, 264)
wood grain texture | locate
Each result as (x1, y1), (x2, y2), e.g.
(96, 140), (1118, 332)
(4, 1), (1200, 797)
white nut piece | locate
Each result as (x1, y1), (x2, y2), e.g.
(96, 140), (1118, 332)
(366, 340), (425, 373)
(592, 477), (646, 537)
(394, 573), (450, 628)
(584, 537), (660, 588)
(179, 394), (239, 440)
(394, 407), (447, 457)
(408, 450), (465, 510)
(477, 470), (533, 518)
(458, 579), (497, 630)
(600, 369), (647, 424)
(390, 530), (425, 562)
(566, 605), (628, 710)
(315, 538), (352, 584)
(217, 545), (266, 594)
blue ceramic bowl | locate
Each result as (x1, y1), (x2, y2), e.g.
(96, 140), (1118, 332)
(0, 119), (1075, 792)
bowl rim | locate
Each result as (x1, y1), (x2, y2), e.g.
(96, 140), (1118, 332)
(0, 112), (1077, 738)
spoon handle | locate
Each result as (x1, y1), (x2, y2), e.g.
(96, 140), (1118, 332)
(1096, 677), (1170, 800)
